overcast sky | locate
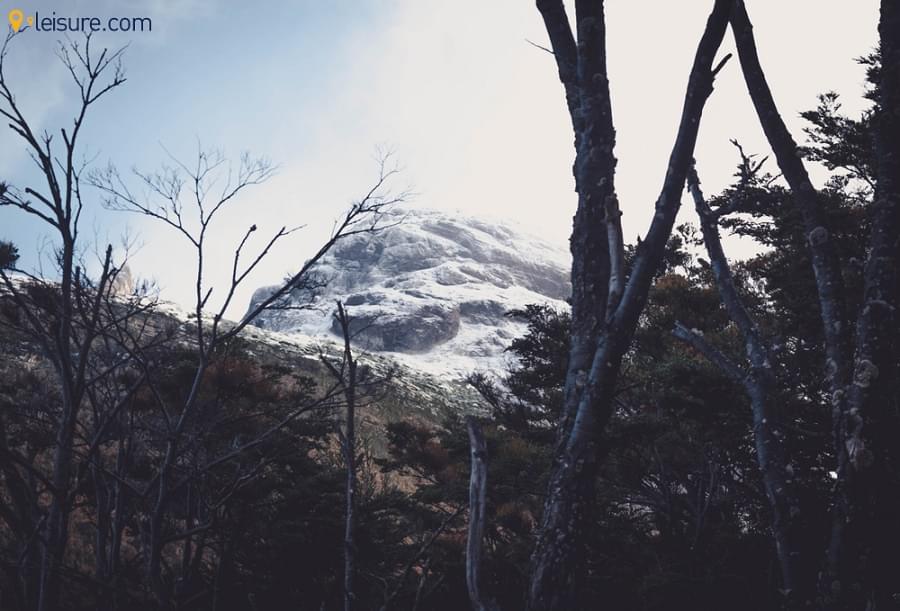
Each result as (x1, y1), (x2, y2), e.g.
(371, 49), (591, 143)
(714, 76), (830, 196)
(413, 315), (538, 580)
(0, 0), (880, 318)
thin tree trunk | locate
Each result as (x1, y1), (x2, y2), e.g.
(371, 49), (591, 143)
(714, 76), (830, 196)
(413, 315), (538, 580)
(92, 465), (112, 611)
(727, 3), (853, 597)
(465, 418), (492, 611)
(728, 0), (851, 387)
(680, 166), (811, 606)
(343, 358), (356, 611)
(329, 301), (358, 611)
(147, 360), (210, 607)
(148, 452), (177, 607)
(37, 388), (79, 611)
(108, 439), (129, 610)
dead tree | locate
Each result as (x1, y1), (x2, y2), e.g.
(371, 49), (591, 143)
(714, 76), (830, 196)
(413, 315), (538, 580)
(323, 301), (359, 611)
(321, 301), (403, 611)
(91, 148), (404, 605)
(528, 1), (733, 607)
(0, 31), (142, 611)
(728, 1), (900, 606)
(465, 417), (493, 611)
(674, 161), (809, 606)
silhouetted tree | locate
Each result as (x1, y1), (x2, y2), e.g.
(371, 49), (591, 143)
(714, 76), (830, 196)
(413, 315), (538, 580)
(528, 1), (734, 607)
(729, 1), (900, 606)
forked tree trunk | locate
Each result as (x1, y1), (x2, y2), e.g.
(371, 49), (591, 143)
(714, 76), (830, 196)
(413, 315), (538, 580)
(527, 2), (734, 608)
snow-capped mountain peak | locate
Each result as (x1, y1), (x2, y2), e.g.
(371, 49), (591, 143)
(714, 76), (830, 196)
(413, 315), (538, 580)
(247, 207), (570, 378)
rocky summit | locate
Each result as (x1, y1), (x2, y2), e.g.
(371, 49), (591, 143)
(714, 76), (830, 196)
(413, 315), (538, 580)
(247, 208), (571, 378)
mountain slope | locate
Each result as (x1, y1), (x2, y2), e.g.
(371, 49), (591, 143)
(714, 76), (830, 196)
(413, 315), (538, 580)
(248, 208), (571, 378)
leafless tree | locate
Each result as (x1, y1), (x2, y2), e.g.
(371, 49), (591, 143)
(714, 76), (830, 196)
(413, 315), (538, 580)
(90, 146), (405, 605)
(0, 30), (150, 611)
(527, 1), (733, 607)
(322, 301), (360, 611)
(321, 301), (403, 611)
(2, 23), (407, 608)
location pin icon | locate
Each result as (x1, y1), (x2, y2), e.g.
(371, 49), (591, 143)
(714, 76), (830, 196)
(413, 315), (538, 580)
(8, 9), (24, 32)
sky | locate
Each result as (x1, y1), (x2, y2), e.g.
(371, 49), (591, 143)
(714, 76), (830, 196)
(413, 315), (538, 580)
(0, 0), (881, 319)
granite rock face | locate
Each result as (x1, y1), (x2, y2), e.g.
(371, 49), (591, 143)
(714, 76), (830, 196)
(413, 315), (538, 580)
(247, 208), (570, 377)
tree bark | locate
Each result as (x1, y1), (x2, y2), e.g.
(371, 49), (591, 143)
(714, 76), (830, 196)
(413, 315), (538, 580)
(465, 418), (492, 611)
(329, 301), (358, 611)
(730, 2), (900, 606)
(536, 0), (615, 444)
(728, 0), (851, 391)
(831, 3), (900, 608)
(1, 36), (127, 611)
(682, 167), (811, 606)
(527, 2), (733, 608)
(343, 325), (357, 611)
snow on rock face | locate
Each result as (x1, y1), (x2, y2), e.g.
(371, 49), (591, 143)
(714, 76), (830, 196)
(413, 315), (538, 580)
(247, 208), (571, 378)
(330, 303), (461, 353)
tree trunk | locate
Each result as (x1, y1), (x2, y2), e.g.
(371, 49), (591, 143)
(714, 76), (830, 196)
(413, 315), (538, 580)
(730, 1), (900, 606)
(465, 418), (492, 611)
(330, 301), (358, 611)
(684, 168), (811, 605)
(343, 358), (356, 611)
(92, 465), (112, 610)
(527, 2), (733, 607)
(527, 336), (620, 610)
(37, 387), (79, 611)
(830, 3), (900, 607)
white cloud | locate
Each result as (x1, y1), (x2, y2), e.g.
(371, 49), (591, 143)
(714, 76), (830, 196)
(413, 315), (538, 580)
(3, 0), (880, 319)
